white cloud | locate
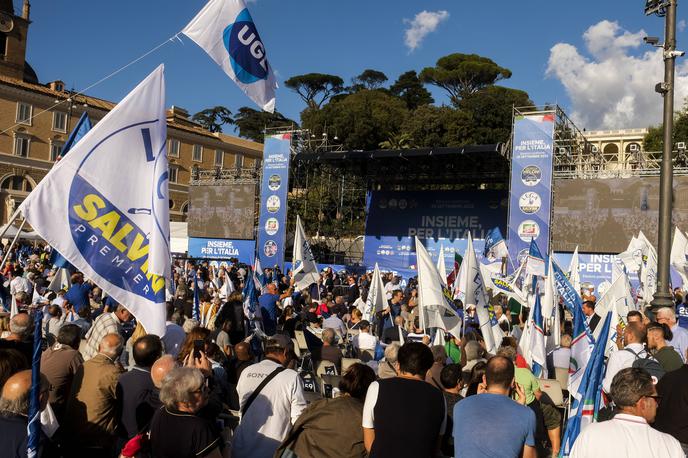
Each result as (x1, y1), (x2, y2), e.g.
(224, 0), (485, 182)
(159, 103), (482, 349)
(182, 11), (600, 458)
(679, 19), (687, 32)
(404, 10), (449, 52)
(547, 20), (688, 130)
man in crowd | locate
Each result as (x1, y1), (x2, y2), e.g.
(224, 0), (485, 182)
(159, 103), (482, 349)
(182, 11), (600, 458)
(64, 273), (92, 313)
(453, 356), (536, 457)
(117, 335), (164, 441)
(322, 309), (346, 337)
(363, 342), (446, 457)
(40, 323), (83, 422)
(378, 342), (399, 379)
(320, 328), (342, 372)
(656, 307), (688, 362)
(258, 282), (293, 335)
(426, 345), (447, 390)
(82, 304), (132, 360)
(0, 370), (49, 456)
(382, 315), (408, 344)
(603, 322), (650, 393)
(161, 301), (185, 359)
(581, 300), (600, 332)
(352, 320), (378, 360)
(232, 335), (307, 458)
(646, 322), (683, 373)
(571, 368), (683, 457)
(66, 333), (124, 456)
(0, 312), (33, 362)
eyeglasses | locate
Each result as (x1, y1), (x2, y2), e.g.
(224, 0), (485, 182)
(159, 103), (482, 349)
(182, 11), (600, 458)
(643, 394), (662, 404)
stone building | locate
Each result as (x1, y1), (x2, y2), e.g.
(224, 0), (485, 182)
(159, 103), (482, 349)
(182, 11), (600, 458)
(0, 0), (263, 224)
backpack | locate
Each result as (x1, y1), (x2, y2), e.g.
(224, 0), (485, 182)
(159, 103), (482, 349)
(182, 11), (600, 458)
(623, 347), (666, 383)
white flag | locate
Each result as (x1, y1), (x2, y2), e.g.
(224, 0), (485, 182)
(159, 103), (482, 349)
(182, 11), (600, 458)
(480, 263), (526, 305)
(415, 237), (462, 337)
(19, 66), (170, 336)
(182, 0), (277, 112)
(48, 267), (71, 293)
(594, 271), (634, 355)
(292, 215), (320, 291)
(220, 269), (235, 299)
(544, 256), (560, 351)
(363, 263), (386, 322)
(568, 246), (581, 295)
(671, 227), (688, 291)
(457, 233), (502, 353)
(436, 244), (448, 287)
(637, 231), (658, 305)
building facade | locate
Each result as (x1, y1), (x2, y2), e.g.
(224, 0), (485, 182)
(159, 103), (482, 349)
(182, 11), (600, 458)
(0, 0), (263, 224)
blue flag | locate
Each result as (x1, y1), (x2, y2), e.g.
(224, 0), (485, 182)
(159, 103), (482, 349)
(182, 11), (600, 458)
(242, 266), (260, 321)
(525, 238), (546, 276)
(49, 112), (92, 270)
(192, 270), (201, 321)
(26, 309), (43, 458)
(483, 227), (509, 262)
(561, 311), (612, 456)
(530, 293), (547, 377)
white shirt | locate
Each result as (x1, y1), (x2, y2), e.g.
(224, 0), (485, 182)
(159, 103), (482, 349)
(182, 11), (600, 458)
(353, 331), (378, 351)
(232, 359), (307, 458)
(323, 315), (346, 336)
(10, 276), (32, 296)
(668, 324), (688, 362)
(384, 282), (401, 300)
(353, 296), (366, 314)
(603, 343), (647, 393)
(570, 413), (683, 458)
(552, 347), (571, 369)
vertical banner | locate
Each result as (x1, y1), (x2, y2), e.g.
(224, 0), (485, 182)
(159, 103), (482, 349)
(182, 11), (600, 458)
(257, 134), (291, 269)
(507, 113), (555, 265)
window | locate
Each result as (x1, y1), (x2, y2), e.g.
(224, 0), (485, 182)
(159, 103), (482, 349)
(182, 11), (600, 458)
(52, 111), (67, 132)
(1, 175), (33, 192)
(214, 149), (224, 167)
(54, 82), (64, 92)
(14, 135), (30, 157)
(168, 138), (180, 158)
(235, 154), (244, 168)
(192, 144), (203, 162)
(254, 158), (262, 170)
(168, 166), (178, 183)
(50, 142), (63, 161)
(16, 102), (32, 125)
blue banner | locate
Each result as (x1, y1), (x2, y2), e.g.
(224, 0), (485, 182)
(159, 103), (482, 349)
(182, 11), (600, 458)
(508, 113), (555, 265)
(257, 134), (291, 269)
(363, 190), (507, 278)
(188, 237), (255, 264)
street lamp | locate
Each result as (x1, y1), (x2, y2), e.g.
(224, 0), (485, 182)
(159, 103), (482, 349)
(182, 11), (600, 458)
(646, 0), (683, 310)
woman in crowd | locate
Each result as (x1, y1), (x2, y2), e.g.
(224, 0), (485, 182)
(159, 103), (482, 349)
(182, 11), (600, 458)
(275, 363), (376, 458)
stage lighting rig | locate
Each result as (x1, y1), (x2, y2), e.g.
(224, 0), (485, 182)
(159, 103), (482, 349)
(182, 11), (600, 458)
(645, 0), (669, 16)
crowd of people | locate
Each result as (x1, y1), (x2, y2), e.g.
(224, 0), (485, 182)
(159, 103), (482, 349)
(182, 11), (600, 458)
(0, 243), (687, 457)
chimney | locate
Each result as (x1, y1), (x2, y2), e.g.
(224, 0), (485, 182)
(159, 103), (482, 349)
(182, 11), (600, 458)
(21, 0), (29, 20)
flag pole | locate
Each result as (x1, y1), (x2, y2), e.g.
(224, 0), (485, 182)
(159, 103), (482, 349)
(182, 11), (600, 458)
(0, 218), (27, 269)
(0, 207), (22, 241)
(26, 307), (43, 458)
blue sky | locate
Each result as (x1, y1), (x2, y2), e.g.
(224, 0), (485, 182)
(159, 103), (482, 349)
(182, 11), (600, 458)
(23, 1), (688, 132)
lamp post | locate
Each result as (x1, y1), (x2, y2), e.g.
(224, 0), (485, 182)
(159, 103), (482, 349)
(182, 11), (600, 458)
(646, 0), (682, 310)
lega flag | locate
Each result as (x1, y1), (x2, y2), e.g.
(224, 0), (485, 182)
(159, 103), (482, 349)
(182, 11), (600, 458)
(183, 0), (277, 112)
(292, 215), (320, 291)
(19, 66), (170, 336)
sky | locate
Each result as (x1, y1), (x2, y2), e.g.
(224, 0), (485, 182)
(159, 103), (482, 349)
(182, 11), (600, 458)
(21, 0), (688, 133)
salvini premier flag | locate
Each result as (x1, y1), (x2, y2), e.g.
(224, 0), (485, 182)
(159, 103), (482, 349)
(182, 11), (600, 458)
(183, 0), (277, 112)
(19, 66), (170, 336)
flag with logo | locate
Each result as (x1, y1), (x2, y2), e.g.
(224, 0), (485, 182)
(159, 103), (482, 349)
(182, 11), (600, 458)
(415, 237), (462, 337)
(182, 0), (277, 112)
(292, 215), (320, 291)
(525, 238), (546, 277)
(483, 227), (509, 263)
(19, 66), (170, 336)
(562, 311), (612, 457)
(364, 263), (386, 322)
(592, 271), (634, 356)
(636, 231), (658, 305)
(480, 263), (526, 304)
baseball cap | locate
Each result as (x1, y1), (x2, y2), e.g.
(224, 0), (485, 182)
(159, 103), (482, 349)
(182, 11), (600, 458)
(266, 334), (292, 350)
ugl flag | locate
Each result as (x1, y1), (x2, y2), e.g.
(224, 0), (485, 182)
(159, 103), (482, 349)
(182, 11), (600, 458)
(183, 0), (277, 112)
(292, 215), (320, 291)
(19, 66), (170, 336)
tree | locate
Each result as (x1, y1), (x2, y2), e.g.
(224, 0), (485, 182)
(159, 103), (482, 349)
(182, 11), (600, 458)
(389, 70), (434, 110)
(644, 103), (688, 151)
(379, 132), (414, 150)
(192, 106), (234, 133)
(233, 107), (298, 143)
(284, 73), (345, 109)
(401, 105), (473, 147)
(420, 53), (512, 106)
(352, 69), (388, 90)
(301, 89), (408, 151)
(459, 86), (532, 144)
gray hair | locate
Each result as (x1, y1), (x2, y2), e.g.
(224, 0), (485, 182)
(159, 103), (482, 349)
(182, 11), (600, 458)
(0, 390), (28, 416)
(430, 345), (447, 363)
(159, 367), (205, 409)
(99, 333), (124, 359)
(610, 367), (654, 408)
(464, 341), (482, 361)
(384, 342), (400, 363)
(496, 345), (517, 362)
(183, 318), (199, 333)
(656, 307), (676, 324)
(9, 314), (30, 337)
(322, 328), (335, 344)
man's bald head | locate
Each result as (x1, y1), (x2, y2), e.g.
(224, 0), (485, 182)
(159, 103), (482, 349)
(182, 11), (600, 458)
(9, 313), (31, 338)
(485, 356), (515, 390)
(151, 355), (176, 389)
(99, 333), (124, 359)
(0, 370), (48, 416)
(234, 341), (251, 361)
(1, 369), (31, 401)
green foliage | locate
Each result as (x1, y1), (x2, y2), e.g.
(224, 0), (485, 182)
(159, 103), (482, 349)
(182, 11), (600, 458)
(301, 89), (408, 151)
(420, 53), (512, 106)
(644, 104), (688, 151)
(191, 106), (234, 133)
(400, 105), (472, 147)
(352, 69), (388, 90)
(233, 107), (298, 143)
(389, 70), (434, 110)
(284, 73), (345, 109)
(459, 86), (532, 144)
